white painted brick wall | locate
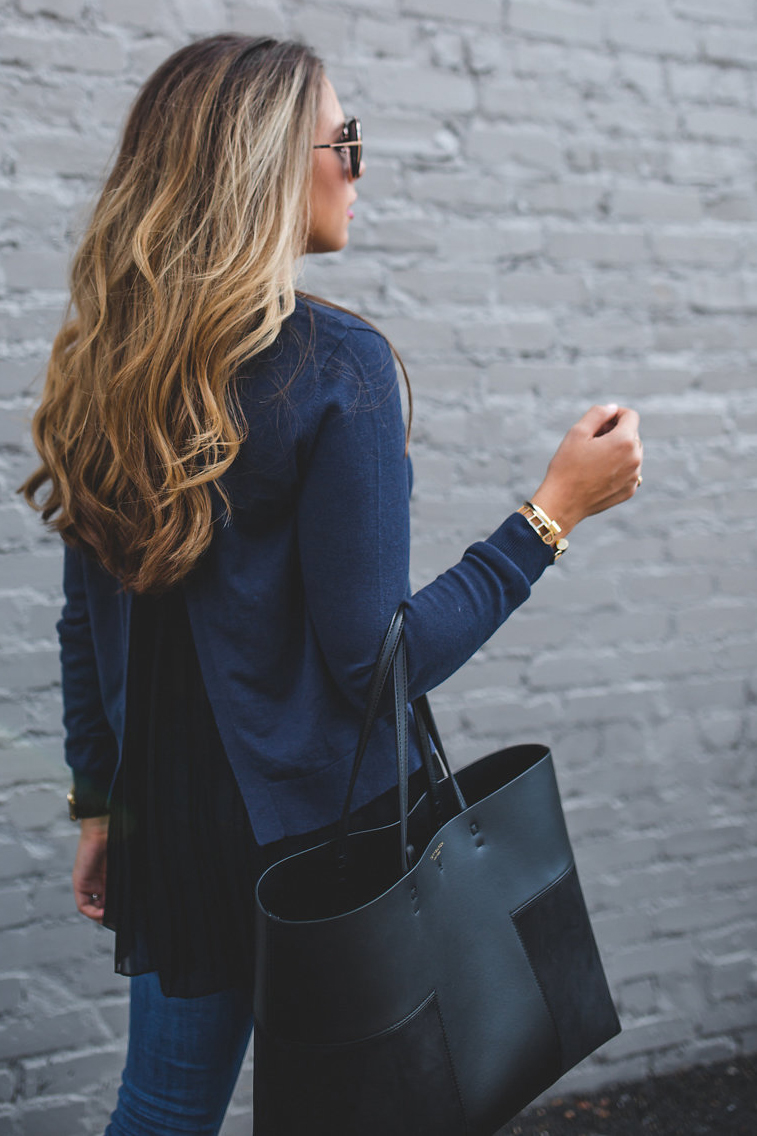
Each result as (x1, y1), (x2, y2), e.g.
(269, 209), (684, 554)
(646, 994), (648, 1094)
(1, 0), (755, 1132)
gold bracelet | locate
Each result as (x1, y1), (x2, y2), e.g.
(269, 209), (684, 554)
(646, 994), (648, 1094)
(517, 502), (569, 560)
(66, 787), (109, 821)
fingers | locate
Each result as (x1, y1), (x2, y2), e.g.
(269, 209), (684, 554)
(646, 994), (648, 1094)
(612, 406), (640, 438)
(537, 402), (643, 528)
(79, 904), (104, 925)
(576, 403), (619, 437)
(596, 407), (643, 480)
(614, 409), (644, 488)
(575, 403), (640, 441)
(74, 886), (105, 924)
(72, 819), (108, 924)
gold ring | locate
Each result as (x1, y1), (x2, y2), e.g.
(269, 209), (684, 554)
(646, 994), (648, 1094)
(637, 475), (643, 487)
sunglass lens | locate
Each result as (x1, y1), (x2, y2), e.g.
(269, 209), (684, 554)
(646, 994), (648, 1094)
(348, 118), (362, 179)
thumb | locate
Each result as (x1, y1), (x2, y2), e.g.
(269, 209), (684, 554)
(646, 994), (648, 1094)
(577, 403), (619, 438)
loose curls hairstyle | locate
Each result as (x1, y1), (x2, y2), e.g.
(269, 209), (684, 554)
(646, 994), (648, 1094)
(21, 35), (326, 593)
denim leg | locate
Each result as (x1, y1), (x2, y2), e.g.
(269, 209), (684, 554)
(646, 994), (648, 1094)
(105, 973), (254, 1136)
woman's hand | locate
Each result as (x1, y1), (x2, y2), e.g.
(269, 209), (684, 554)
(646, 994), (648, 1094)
(72, 815), (109, 923)
(531, 403), (643, 537)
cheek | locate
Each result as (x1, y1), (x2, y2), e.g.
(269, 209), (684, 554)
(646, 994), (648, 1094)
(312, 167), (337, 216)
(307, 159), (351, 252)
(322, 173), (346, 224)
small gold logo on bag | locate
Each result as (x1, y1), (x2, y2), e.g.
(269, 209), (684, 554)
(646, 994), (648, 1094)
(430, 842), (444, 862)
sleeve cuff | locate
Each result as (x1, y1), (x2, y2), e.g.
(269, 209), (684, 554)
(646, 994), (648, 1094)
(485, 511), (556, 584)
(71, 773), (111, 817)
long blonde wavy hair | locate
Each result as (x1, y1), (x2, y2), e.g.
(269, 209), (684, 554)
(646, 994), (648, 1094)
(21, 35), (326, 593)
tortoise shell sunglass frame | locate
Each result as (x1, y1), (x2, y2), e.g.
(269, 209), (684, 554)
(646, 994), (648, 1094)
(312, 117), (363, 180)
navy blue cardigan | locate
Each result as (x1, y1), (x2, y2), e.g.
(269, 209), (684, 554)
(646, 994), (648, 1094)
(58, 298), (553, 844)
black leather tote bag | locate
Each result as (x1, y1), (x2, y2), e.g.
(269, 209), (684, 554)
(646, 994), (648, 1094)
(253, 607), (620, 1136)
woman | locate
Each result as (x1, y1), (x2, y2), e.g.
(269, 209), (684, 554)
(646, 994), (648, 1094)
(21, 34), (642, 1136)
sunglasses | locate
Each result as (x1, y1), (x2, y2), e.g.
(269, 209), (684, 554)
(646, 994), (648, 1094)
(313, 117), (363, 180)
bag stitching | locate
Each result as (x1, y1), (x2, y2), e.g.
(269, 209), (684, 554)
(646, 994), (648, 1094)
(433, 992), (470, 1134)
(509, 859), (575, 919)
(510, 914), (564, 1074)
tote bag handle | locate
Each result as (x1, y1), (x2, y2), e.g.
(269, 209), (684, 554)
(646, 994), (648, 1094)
(338, 605), (467, 875)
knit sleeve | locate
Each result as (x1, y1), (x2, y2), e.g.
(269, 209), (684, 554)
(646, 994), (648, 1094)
(57, 544), (118, 812)
(296, 324), (554, 710)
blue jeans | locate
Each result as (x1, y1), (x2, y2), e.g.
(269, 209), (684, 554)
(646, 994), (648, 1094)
(105, 973), (254, 1135)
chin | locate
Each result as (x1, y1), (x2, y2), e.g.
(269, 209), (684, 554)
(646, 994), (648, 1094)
(310, 237), (349, 255)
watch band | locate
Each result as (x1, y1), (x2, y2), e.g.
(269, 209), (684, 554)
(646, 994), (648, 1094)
(517, 502), (569, 560)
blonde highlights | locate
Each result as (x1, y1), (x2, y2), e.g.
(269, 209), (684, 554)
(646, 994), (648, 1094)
(21, 36), (323, 593)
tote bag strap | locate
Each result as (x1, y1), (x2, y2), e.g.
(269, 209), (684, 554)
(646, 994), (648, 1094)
(339, 605), (467, 875)
(412, 694), (459, 801)
(339, 605), (405, 833)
